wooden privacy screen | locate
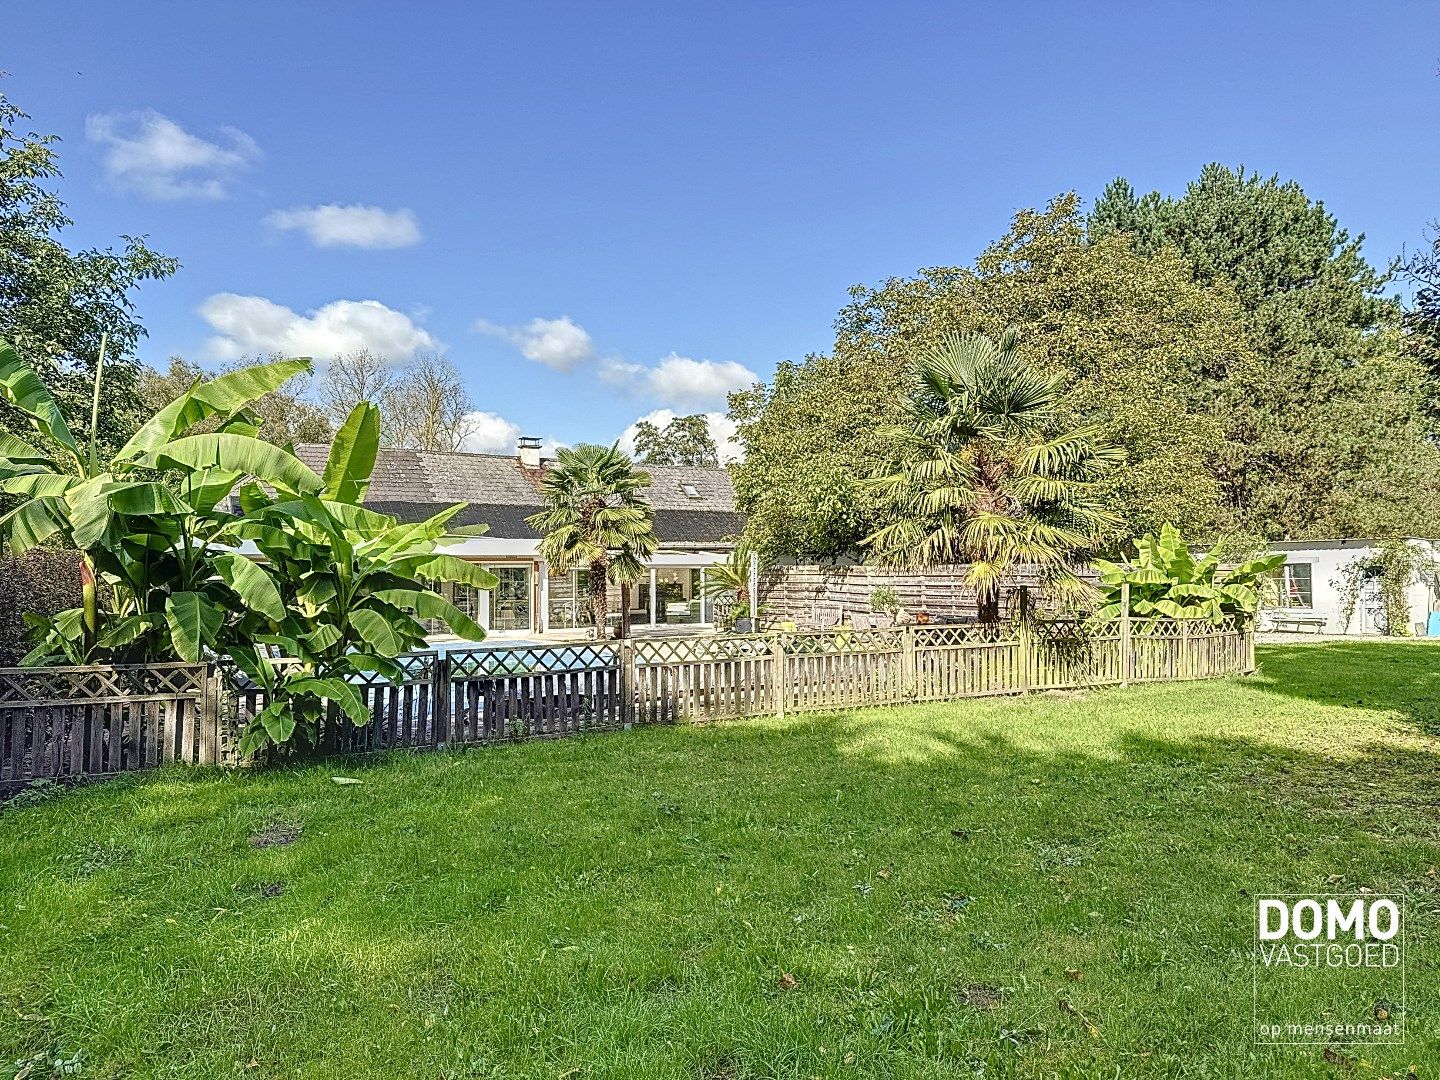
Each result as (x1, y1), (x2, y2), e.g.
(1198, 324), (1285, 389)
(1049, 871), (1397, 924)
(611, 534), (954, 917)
(0, 619), (1253, 794)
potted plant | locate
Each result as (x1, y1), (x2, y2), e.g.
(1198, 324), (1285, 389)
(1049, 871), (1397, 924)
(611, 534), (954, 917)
(869, 585), (900, 627)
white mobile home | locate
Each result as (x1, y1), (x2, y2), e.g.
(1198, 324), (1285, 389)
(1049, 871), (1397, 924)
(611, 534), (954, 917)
(1258, 538), (1440, 636)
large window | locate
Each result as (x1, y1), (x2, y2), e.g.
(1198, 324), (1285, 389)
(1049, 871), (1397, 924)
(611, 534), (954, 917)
(1277, 562), (1313, 608)
(486, 565), (532, 631)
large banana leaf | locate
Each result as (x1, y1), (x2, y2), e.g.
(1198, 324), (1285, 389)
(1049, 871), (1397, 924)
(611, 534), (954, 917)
(147, 434), (324, 494)
(349, 608), (412, 655)
(0, 431), (57, 471)
(285, 676), (369, 727)
(0, 340), (81, 469)
(323, 402), (380, 504)
(1, 473), (79, 498)
(369, 588), (485, 640)
(404, 553), (500, 591)
(119, 357), (312, 459)
(65, 477), (120, 549)
(107, 482), (192, 516)
(213, 552), (286, 621)
(0, 496), (67, 553)
(164, 591), (223, 663)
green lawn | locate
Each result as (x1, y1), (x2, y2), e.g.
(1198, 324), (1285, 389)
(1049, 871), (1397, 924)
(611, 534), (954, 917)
(2, 642), (1438, 1079)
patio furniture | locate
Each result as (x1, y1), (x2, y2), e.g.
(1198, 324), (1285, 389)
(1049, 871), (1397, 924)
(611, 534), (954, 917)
(1269, 613), (1326, 633)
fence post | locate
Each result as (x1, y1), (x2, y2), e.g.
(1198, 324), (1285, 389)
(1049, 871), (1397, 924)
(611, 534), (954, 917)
(1119, 581), (1132, 688)
(900, 622), (916, 698)
(1245, 618), (1256, 673)
(1016, 586), (1032, 694)
(1180, 619), (1190, 680)
(201, 663), (220, 765)
(433, 651), (451, 746)
(771, 634), (786, 719)
(619, 639), (635, 729)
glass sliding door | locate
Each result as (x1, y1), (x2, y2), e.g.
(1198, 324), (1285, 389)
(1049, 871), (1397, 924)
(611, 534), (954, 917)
(655, 567), (703, 625)
(484, 564), (532, 632)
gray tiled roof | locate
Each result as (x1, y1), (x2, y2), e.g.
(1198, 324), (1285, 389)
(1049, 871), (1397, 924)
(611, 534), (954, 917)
(293, 445), (740, 546)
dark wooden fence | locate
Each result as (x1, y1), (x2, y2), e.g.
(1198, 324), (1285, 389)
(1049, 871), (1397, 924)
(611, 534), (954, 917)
(0, 619), (1253, 795)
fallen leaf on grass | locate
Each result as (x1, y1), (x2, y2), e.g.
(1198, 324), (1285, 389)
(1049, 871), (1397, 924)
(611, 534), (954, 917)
(330, 776), (363, 786)
(1064, 967), (1083, 982)
(1321, 1046), (1354, 1071)
(1057, 997), (1101, 1038)
(778, 973), (798, 991)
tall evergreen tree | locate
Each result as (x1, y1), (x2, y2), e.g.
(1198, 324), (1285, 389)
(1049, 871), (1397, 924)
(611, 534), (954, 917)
(1092, 164), (1440, 538)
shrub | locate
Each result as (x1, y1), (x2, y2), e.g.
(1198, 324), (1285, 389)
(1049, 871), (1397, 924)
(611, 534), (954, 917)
(0, 547), (84, 665)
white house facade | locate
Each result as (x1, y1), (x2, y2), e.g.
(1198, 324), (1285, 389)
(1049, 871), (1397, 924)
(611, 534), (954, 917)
(293, 440), (741, 637)
(1258, 538), (1440, 636)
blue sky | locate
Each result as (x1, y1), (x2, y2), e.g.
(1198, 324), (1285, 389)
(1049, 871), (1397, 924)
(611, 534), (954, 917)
(8, 2), (1439, 457)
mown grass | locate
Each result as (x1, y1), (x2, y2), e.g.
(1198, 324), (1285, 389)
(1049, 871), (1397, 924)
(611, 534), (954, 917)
(1, 642), (1438, 1079)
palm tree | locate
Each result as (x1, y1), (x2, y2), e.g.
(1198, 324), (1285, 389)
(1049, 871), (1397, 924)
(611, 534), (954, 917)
(700, 544), (765, 626)
(863, 329), (1122, 621)
(527, 443), (658, 638)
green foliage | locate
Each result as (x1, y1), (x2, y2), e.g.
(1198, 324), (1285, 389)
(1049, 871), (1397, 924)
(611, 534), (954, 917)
(1331, 540), (1439, 636)
(698, 545), (765, 627)
(137, 356), (333, 447)
(528, 443), (657, 636)
(0, 547), (83, 665)
(632, 414), (720, 467)
(1093, 164), (1440, 538)
(868, 585), (900, 614)
(1093, 523), (1283, 624)
(1400, 222), (1440, 382)
(731, 195), (1248, 558)
(0, 90), (177, 470)
(0, 340), (493, 753)
(864, 329), (1122, 613)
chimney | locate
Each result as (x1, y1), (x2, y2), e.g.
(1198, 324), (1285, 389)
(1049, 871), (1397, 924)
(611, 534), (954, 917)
(517, 436), (542, 469)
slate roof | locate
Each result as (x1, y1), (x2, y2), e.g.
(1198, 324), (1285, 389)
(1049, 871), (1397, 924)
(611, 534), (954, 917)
(293, 445), (741, 546)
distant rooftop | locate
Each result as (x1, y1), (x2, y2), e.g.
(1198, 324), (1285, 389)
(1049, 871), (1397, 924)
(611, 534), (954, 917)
(292, 443), (742, 546)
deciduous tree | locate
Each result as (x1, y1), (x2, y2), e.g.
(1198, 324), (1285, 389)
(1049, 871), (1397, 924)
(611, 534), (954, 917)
(0, 91), (177, 456)
(633, 413), (719, 466)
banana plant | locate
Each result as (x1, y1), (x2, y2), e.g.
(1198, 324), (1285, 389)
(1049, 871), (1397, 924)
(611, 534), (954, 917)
(1, 337), (498, 754)
(214, 402), (497, 753)
(0, 337), (317, 662)
(1093, 522), (1283, 624)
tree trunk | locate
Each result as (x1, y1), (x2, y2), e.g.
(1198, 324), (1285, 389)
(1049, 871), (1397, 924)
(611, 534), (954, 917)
(977, 589), (1001, 625)
(589, 558), (608, 638)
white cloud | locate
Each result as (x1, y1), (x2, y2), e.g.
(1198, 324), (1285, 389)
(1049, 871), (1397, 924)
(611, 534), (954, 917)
(264, 204), (421, 249)
(601, 352), (758, 411)
(475, 315), (595, 372)
(86, 109), (259, 199)
(198, 294), (437, 362)
(460, 411), (522, 454)
(618, 409), (741, 464)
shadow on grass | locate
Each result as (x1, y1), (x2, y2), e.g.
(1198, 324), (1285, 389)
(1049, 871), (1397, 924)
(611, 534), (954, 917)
(2, 645), (1439, 1076)
(1249, 640), (1440, 735)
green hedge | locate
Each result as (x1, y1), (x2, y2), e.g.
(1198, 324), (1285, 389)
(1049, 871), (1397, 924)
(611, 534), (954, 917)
(0, 548), (84, 666)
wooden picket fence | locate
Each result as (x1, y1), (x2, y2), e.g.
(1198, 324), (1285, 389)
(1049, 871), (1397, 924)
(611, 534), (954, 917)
(0, 618), (1253, 794)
